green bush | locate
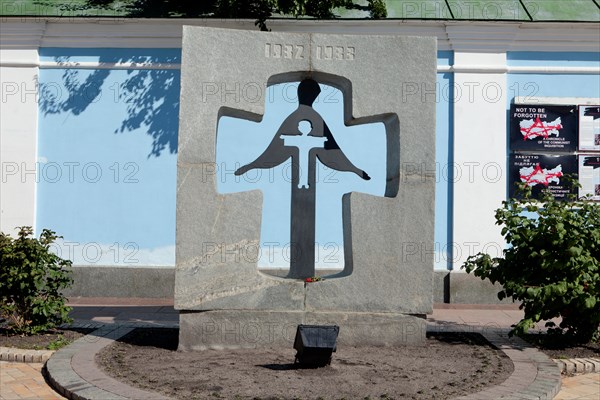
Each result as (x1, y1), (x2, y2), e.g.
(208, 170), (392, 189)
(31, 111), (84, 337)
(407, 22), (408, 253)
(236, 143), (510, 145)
(0, 227), (73, 334)
(462, 179), (600, 343)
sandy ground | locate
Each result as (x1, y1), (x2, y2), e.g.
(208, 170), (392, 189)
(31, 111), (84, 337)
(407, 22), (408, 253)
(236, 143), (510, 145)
(97, 329), (514, 400)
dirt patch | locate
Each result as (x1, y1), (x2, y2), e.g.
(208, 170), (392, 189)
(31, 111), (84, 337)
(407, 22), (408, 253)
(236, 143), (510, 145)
(0, 327), (91, 350)
(522, 333), (600, 359)
(97, 329), (513, 400)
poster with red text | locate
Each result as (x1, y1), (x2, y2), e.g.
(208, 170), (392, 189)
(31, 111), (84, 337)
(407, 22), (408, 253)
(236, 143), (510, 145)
(510, 104), (578, 153)
(509, 154), (577, 200)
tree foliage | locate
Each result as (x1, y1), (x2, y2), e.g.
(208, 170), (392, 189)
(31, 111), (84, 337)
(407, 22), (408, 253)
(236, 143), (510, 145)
(0, 227), (73, 334)
(39, 0), (387, 158)
(86, 0), (387, 30)
(463, 178), (600, 343)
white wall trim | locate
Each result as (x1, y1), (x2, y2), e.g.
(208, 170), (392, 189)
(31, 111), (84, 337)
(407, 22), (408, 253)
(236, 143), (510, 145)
(451, 65), (508, 73)
(442, 65), (600, 74)
(3, 61), (598, 75)
(1, 19), (599, 52)
(451, 51), (508, 269)
(508, 66), (600, 75)
(0, 60), (39, 68)
(0, 50), (39, 235)
(0, 60), (182, 69)
(38, 61), (181, 70)
(514, 97), (600, 105)
(0, 21), (46, 48)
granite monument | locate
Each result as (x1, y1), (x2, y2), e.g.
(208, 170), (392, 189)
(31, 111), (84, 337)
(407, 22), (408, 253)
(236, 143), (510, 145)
(175, 27), (436, 350)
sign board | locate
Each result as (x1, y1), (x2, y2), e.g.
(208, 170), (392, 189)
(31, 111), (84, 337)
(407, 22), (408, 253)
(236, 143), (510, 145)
(579, 155), (600, 201)
(509, 153), (577, 200)
(578, 105), (600, 152)
(509, 104), (578, 153)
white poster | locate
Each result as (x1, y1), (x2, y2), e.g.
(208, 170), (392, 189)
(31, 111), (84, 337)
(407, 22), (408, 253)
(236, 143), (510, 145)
(579, 155), (600, 201)
(579, 105), (600, 151)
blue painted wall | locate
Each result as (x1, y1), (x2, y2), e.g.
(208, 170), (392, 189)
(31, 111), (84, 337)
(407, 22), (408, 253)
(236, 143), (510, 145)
(37, 48), (180, 266)
(507, 52), (600, 102)
(507, 51), (600, 67)
(434, 50), (454, 270)
(36, 48), (598, 271)
(34, 48), (469, 272)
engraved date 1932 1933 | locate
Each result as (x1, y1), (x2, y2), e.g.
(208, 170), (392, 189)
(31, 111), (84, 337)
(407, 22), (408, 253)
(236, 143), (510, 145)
(264, 43), (355, 60)
(265, 43), (305, 59)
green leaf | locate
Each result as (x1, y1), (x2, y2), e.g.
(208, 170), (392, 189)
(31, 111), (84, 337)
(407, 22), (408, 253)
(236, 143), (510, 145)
(584, 297), (597, 309)
(0, 226), (73, 334)
(461, 175), (600, 342)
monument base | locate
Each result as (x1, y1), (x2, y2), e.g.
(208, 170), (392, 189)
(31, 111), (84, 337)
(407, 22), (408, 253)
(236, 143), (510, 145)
(178, 311), (426, 351)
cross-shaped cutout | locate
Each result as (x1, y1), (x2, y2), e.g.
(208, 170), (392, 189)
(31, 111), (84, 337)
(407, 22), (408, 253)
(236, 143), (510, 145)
(217, 79), (386, 279)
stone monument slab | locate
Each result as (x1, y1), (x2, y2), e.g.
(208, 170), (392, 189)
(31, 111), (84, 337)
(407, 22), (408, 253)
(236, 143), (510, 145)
(176, 26), (436, 348)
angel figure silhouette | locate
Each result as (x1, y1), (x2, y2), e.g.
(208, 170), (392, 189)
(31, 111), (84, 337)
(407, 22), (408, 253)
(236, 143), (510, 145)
(235, 79), (370, 279)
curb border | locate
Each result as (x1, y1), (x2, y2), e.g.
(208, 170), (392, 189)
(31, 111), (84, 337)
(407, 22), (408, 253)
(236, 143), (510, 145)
(45, 325), (171, 400)
(553, 357), (600, 375)
(0, 346), (55, 363)
(45, 323), (566, 400)
(429, 325), (563, 400)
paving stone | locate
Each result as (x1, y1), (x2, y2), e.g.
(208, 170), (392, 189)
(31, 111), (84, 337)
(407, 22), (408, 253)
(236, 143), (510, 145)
(0, 361), (64, 400)
(573, 359), (587, 374)
(585, 358), (600, 372)
(563, 359), (577, 374)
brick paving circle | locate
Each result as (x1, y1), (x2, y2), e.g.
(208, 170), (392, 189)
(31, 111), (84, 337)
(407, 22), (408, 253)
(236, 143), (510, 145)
(0, 361), (64, 400)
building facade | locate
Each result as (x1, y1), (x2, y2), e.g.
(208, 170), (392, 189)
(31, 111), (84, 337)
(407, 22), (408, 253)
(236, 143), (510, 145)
(1, 5), (599, 301)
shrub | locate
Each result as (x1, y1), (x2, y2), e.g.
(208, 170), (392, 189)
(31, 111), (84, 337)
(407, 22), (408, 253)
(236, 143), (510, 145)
(0, 227), (73, 334)
(462, 179), (600, 343)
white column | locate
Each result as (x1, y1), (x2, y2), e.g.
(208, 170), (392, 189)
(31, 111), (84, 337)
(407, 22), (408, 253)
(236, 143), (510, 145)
(451, 51), (507, 267)
(1, 45), (40, 235)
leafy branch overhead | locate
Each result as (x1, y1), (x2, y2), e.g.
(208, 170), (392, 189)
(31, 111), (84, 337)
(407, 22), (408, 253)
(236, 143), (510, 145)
(39, 0), (386, 158)
(247, 0), (388, 30)
(85, 0), (387, 30)
(463, 177), (600, 343)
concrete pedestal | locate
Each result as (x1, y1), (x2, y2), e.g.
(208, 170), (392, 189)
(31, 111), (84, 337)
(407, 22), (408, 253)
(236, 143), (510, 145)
(179, 310), (426, 351)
